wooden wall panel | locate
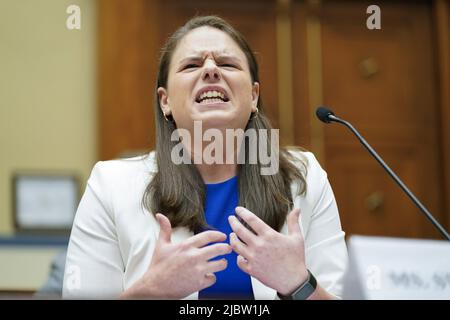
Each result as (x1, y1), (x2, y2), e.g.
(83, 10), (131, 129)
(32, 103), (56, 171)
(99, 0), (160, 160)
(292, 0), (446, 239)
(434, 0), (450, 232)
(291, 1), (312, 149)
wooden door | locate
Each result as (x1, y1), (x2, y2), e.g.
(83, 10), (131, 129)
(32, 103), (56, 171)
(292, 0), (445, 239)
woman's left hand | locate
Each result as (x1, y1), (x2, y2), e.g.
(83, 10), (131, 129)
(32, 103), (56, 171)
(228, 206), (309, 296)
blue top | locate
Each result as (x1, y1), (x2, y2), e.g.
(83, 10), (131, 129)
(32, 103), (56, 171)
(198, 176), (254, 300)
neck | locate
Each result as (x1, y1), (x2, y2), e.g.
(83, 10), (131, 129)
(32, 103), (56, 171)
(196, 162), (237, 184)
(176, 124), (244, 184)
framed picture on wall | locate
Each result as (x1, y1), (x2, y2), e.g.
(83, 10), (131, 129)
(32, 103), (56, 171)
(12, 172), (80, 234)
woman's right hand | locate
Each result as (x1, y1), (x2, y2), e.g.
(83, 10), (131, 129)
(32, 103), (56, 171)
(120, 213), (231, 299)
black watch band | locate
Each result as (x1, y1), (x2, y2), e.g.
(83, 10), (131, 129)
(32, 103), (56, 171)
(277, 270), (317, 300)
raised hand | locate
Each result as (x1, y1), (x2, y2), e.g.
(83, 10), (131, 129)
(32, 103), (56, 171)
(121, 213), (232, 299)
(228, 206), (309, 296)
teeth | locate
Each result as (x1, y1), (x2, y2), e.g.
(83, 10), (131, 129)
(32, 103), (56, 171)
(200, 97), (223, 104)
(198, 90), (226, 101)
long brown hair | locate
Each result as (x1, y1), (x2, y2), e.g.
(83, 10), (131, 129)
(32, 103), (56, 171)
(143, 16), (307, 233)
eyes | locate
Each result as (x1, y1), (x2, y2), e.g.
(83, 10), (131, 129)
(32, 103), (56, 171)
(183, 64), (200, 70)
(182, 63), (238, 71)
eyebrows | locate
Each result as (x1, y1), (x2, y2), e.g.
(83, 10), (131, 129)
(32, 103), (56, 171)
(177, 52), (244, 66)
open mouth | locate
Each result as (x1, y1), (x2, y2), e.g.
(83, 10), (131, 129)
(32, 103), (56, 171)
(195, 90), (230, 104)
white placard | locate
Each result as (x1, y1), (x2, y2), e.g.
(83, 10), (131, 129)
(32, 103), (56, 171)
(15, 176), (78, 229)
(342, 235), (450, 300)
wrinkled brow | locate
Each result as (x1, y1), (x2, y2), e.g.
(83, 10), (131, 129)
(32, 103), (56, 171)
(178, 52), (243, 66)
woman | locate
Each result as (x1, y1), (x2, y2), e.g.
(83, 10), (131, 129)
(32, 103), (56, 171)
(63, 16), (347, 300)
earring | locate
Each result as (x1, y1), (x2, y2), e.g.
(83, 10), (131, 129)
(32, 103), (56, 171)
(251, 107), (259, 120)
(163, 112), (170, 122)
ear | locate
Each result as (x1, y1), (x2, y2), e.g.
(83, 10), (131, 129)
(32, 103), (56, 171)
(251, 82), (260, 113)
(157, 87), (171, 116)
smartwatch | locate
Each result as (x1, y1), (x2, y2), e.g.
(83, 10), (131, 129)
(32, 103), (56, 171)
(277, 270), (317, 300)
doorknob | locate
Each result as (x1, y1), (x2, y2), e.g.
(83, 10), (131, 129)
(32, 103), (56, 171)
(365, 191), (384, 212)
(359, 57), (379, 78)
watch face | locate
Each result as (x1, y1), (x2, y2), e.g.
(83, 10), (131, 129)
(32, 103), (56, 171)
(277, 270), (317, 300)
(292, 282), (316, 300)
(292, 270), (317, 300)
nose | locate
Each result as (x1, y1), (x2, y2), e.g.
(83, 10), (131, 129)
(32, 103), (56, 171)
(201, 59), (221, 82)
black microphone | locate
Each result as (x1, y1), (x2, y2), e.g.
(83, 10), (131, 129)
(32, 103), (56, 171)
(316, 106), (450, 241)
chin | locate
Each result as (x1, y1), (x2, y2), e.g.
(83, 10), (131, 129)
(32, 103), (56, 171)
(199, 116), (235, 128)
(193, 111), (241, 129)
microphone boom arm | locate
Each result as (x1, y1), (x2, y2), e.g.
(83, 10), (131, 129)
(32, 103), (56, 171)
(328, 114), (450, 241)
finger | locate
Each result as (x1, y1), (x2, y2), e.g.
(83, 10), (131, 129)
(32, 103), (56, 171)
(199, 242), (232, 261)
(235, 206), (271, 236)
(287, 208), (301, 236)
(236, 255), (251, 274)
(186, 230), (227, 248)
(201, 273), (217, 290)
(156, 213), (172, 244)
(229, 232), (251, 259)
(205, 258), (228, 274)
(228, 215), (257, 245)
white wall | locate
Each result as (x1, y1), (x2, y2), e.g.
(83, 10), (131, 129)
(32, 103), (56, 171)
(0, 0), (97, 234)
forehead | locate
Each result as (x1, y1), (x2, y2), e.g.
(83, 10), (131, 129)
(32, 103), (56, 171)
(172, 26), (247, 62)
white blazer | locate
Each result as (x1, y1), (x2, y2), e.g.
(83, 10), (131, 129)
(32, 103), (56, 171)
(63, 150), (348, 299)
